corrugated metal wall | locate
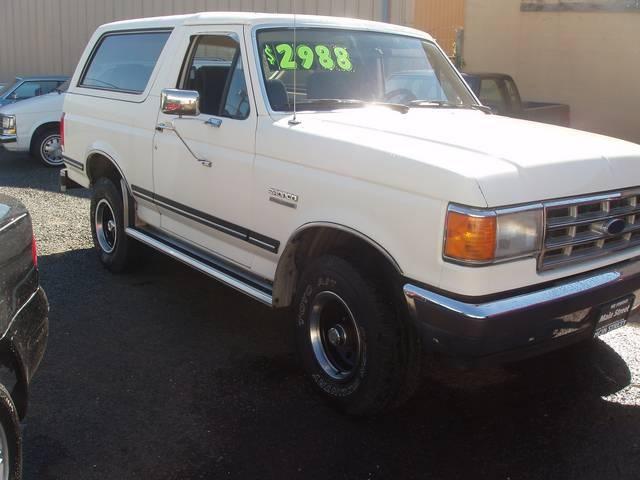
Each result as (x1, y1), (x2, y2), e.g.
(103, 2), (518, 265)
(0, 0), (415, 83)
(414, 0), (464, 55)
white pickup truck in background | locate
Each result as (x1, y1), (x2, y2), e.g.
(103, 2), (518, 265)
(60, 13), (640, 415)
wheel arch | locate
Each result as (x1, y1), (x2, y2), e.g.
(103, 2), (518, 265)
(86, 150), (126, 187)
(85, 151), (135, 226)
(29, 121), (60, 153)
(272, 222), (403, 308)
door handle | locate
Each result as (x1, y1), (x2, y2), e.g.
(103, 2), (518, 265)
(205, 117), (223, 128)
(155, 121), (212, 168)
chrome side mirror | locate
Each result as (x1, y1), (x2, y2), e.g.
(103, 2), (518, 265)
(160, 89), (200, 117)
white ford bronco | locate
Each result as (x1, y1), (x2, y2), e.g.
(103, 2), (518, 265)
(60, 13), (640, 415)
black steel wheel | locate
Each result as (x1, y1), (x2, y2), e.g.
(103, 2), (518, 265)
(295, 255), (422, 416)
(90, 177), (135, 272)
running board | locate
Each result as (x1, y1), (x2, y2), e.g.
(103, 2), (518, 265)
(125, 227), (273, 306)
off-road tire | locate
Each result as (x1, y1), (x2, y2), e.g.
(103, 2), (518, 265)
(294, 255), (422, 416)
(90, 177), (135, 273)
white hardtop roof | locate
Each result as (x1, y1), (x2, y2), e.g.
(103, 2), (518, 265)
(100, 12), (432, 41)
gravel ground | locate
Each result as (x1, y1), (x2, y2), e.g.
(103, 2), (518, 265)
(1, 150), (639, 480)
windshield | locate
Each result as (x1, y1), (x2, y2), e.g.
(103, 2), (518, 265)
(0, 79), (18, 97)
(257, 28), (476, 112)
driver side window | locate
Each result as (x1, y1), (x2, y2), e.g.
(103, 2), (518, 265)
(181, 35), (250, 120)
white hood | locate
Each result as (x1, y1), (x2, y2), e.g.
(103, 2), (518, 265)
(0, 91), (65, 116)
(272, 108), (640, 207)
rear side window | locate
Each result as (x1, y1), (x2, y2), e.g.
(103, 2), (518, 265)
(80, 31), (171, 94)
(479, 79), (506, 113)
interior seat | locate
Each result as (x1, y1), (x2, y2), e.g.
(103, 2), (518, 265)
(265, 79), (289, 110)
(192, 66), (230, 115)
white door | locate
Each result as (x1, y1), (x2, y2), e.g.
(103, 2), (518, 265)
(152, 29), (261, 269)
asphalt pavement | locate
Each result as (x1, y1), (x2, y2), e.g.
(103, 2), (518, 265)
(1, 150), (639, 480)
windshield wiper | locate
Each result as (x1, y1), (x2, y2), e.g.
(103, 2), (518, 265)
(408, 100), (492, 114)
(290, 99), (409, 114)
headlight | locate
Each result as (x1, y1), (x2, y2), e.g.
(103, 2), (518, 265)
(444, 203), (543, 265)
(0, 115), (16, 135)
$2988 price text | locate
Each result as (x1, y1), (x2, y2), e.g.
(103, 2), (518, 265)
(264, 43), (354, 71)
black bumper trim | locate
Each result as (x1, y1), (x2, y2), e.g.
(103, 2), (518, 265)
(6, 287), (49, 384)
(404, 256), (640, 362)
(59, 168), (83, 192)
(0, 134), (17, 144)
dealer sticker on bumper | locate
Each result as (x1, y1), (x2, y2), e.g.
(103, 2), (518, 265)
(594, 295), (634, 337)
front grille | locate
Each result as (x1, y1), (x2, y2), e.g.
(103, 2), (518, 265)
(539, 188), (640, 271)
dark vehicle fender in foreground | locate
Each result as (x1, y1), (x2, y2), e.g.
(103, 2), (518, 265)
(0, 195), (49, 418)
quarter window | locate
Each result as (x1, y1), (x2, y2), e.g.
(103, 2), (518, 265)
(80, 31), (171, 93)
(181, 35), (250, 120)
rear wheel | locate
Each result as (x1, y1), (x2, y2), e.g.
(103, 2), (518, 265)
(90, 177), (135, 272)
(0, 384), (22, 480)
(31, 127), (63, 167)
(294, 255), (422, 416)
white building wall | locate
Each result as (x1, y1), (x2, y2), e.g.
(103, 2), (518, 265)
(464, 0), (640, 143)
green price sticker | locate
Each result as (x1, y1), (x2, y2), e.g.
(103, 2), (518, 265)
(263, 43), (354, 72)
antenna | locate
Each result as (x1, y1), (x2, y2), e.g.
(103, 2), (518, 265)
(289, 0), (301, 125)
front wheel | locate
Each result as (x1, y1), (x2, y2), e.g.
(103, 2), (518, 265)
(32, 128), (64, 167)
(294, 255), (422, 416)
(90, 177), (135, 273)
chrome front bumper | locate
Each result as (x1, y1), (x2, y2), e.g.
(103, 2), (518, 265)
(0, 134), (17, 144)
(404, 257), (640, 362)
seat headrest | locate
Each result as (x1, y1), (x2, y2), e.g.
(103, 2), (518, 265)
(266, 79), (289, 109)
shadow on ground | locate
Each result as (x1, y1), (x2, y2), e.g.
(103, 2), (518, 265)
(0, 152), (88, 199)
(23, 247), (640, 480)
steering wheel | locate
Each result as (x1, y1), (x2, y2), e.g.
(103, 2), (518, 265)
(384, 89), (417, 104)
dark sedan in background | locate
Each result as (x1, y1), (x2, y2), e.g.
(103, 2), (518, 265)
(0, 194), (48, 479)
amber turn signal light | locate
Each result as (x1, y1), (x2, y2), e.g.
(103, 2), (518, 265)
(444, 210), (497, 262)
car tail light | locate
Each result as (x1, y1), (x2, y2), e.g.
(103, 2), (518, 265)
(31, 234), (38, 268)
(60, 112), (65, 150)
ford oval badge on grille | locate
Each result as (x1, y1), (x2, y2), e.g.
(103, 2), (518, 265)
(605, 218), (627, 235)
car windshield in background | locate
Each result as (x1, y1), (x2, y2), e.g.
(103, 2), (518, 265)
(257, 28), (476, 112)
(0, 80), (18, 97)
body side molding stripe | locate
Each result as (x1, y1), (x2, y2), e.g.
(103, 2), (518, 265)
(130, 185), (280, 254)
(62, 156), (85, 171)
